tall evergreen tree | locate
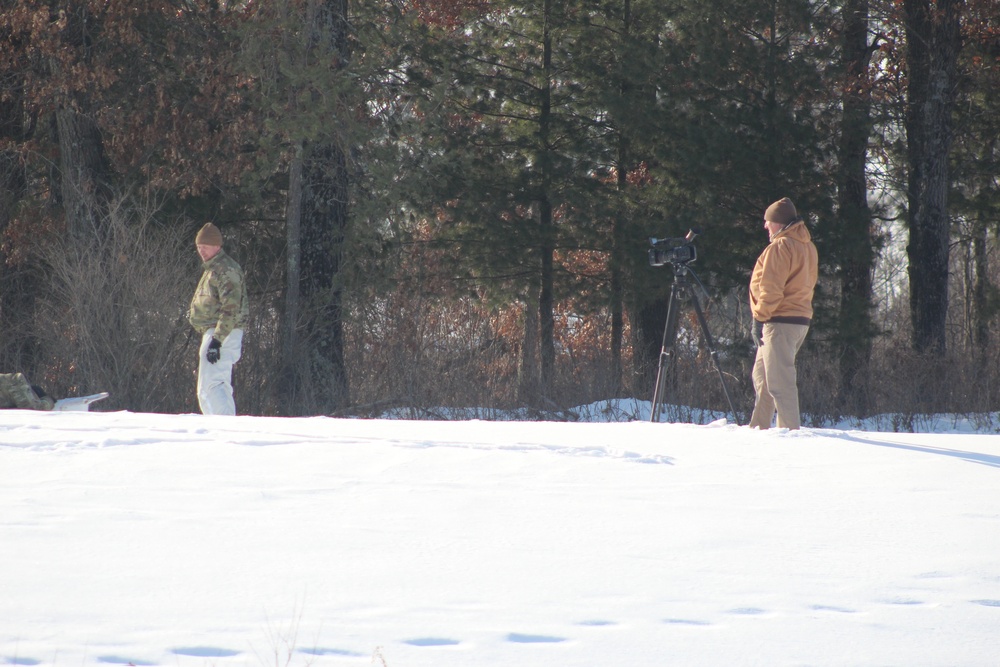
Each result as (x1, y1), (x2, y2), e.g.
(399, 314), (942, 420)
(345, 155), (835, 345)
(833, 0), (880, 415)
(296, 0), (352, 412)
(239, 0), (355, 413)
(572, 0), (677, 392)
(645, 0), (838, 345)
(903, 0), (961, 354)
(949, 0), (1000, 352)
(404, 0), (611, 402)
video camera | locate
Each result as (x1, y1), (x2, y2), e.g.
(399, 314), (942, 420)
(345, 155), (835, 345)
(648, 228), (700, 267)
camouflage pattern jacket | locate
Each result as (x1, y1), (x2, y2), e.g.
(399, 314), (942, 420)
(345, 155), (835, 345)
(0, 372), (55, 410)
(188, 249), (249, 341)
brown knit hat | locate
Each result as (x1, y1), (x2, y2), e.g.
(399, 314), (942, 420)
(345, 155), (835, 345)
(764, 198), (799, 225)
(195, 222), (223, 247)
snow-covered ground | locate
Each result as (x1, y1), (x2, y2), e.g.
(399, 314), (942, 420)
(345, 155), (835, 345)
(3, 405), (1000, 666)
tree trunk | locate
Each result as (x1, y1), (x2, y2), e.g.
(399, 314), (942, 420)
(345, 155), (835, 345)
(536, 0), (556, 400)
(51, 2), (109, 241)
(835, 0), (876, 415)
(0, 76), (26, 230)
(518, 291), (540, 402)
(281, 142), (304, 410)
(904, 0), (961, 355)
(55, 107), (109, 240)
(635, 297), (668, 393)
(538, 196), (555, 398)
(972, 220), (990, 350)
(0, 66), (37, 369)
(609, 193), (625, 394)
(608, 0), (633, 396)
(299, 139), (350, 412)
(288, 0), (351, 413)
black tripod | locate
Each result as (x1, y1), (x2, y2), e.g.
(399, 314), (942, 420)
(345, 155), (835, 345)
(649, 260), (740, 425)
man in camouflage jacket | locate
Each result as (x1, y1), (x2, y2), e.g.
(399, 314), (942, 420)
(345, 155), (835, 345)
(0, 372), (55, 410)
(188, 222), (249, 415)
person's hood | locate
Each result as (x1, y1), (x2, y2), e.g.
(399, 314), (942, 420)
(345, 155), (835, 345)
(772, 219), (812, 244)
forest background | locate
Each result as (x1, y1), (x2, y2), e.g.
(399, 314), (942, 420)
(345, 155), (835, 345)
(0, 0), (997, 425)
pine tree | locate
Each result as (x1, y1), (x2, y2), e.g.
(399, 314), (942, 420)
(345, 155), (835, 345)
(833, 0), (880, 415)
(903, 0), (961, 354)
(949, 0), (1000, 353)
(402, 0), (613, 403)
(237, 0), (357, 413)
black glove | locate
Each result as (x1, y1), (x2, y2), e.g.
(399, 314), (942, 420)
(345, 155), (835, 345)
(752, 320), (764, 348)
(206, 337), (222, 364)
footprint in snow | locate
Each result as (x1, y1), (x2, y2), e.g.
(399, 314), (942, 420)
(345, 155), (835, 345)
(298, 647), (365, 657)
(169, 647), (240, 658)
(810, 604), (857, 614)
(97, 657), (156, 666)
(402, 638), (460, 647)
(663, 618), (711, 626)
(728, 607), (768, 615)
(506, 633), (566, 644)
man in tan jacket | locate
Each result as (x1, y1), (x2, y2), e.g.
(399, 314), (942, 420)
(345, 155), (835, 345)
(748, 197), (818, 430)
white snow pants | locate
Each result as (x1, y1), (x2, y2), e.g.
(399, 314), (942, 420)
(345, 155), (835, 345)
(197, 328), (243, 416)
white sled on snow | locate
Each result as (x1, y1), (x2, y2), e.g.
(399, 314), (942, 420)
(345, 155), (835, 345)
(53, 392), (110, 412)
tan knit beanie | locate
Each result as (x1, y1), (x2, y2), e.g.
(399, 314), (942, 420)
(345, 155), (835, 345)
(196, 222), (223, 246)
(764, 198), (799, 225)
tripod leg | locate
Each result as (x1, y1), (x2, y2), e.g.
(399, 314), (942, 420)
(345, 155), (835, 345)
(650, 283), (683, 423)
(688, 292), (742, 426)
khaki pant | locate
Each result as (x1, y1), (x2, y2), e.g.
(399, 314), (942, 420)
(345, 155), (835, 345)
(749, 322), (809, 430)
